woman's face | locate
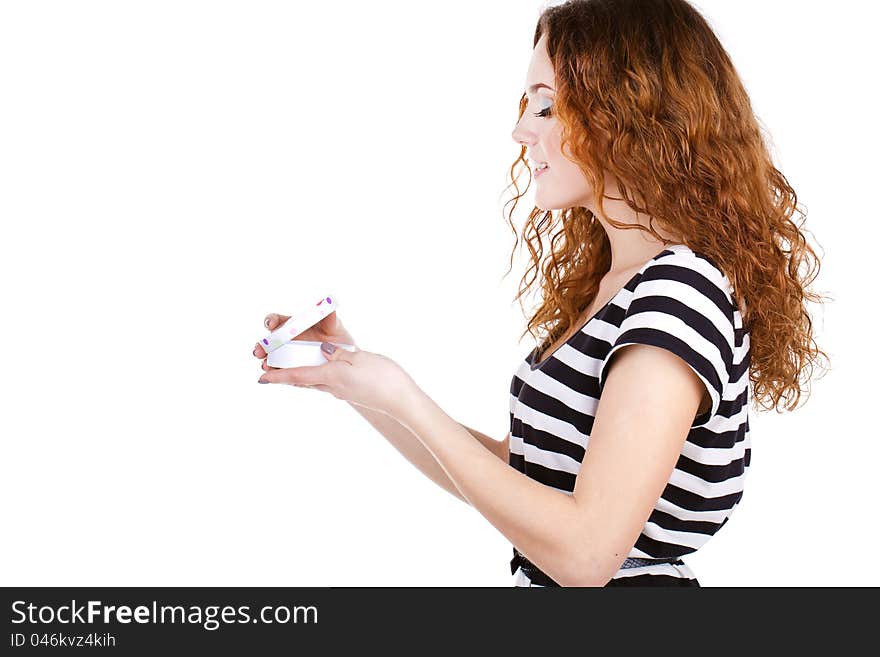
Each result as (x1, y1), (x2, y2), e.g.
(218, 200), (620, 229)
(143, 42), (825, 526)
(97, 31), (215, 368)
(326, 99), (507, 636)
(511, 34), (596, 212)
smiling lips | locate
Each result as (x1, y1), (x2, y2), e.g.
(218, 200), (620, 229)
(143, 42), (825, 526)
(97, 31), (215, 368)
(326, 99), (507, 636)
(528, 157), (550, 176)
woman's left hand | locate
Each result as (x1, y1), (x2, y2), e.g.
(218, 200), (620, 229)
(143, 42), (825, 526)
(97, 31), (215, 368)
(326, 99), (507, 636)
(258, 342), (418, 418)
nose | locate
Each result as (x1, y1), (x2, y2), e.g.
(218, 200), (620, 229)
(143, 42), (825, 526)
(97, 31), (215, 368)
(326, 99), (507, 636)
(511, 121), (534, 148)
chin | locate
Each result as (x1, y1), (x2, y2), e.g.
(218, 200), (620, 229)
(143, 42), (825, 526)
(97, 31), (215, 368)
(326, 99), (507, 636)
(536, 185), (592, 212)
(535, 192), (579, 212)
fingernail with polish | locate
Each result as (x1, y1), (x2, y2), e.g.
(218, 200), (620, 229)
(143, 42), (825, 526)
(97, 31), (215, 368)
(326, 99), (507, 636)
(321, 342), (336, 355)
(258, 379), (269, 384)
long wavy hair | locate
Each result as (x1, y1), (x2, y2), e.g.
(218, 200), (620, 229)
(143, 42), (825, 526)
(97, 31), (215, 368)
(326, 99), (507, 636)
(502, 0), (831, 412)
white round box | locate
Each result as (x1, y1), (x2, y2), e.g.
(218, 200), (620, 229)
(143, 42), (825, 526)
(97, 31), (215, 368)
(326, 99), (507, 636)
(266, 341), (358, 368)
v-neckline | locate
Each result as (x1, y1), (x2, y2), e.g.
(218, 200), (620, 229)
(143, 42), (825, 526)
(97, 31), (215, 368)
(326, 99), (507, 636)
(527, 247), (678, 372)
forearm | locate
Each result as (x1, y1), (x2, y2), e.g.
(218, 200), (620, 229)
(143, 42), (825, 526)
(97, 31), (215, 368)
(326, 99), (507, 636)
(394, 387), (595, 587)
(346, 402), (505, 505)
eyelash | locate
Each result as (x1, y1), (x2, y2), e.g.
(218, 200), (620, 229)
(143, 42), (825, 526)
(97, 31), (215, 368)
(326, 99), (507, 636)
(520, 94), (553, 118)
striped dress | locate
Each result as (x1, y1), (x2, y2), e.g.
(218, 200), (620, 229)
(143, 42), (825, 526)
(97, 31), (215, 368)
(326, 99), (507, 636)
(509, 244), (751, 586)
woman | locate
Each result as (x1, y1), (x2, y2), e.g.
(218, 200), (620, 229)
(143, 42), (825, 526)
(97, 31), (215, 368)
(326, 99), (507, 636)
(254, 0), (828, 586)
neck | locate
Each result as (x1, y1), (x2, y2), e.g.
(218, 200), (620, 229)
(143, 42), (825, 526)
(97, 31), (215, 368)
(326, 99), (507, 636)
(587, 178), (682, 274)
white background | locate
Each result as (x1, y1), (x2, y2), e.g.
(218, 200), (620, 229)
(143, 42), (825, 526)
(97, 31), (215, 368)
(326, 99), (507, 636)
(1, 0), (876, 586)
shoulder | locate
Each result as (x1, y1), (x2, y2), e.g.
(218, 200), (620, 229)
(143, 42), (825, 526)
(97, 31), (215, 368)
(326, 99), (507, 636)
(640, 244), (737, 319)
(648, 244), (731, 290)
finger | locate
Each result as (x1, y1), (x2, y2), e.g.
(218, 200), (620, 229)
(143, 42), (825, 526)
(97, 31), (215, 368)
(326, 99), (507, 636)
(319, 341), (355, 364)
(255, 313), (293, 357)
(316, 310), (339, 333)
(258, 363), (331, 386)
(303, 384), (332, 392)
(261, 358), (280, 372)
(264, 313), (291, 331)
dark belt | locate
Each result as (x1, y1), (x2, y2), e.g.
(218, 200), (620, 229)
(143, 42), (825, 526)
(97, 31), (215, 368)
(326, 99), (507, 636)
(510, 547), (683, 587)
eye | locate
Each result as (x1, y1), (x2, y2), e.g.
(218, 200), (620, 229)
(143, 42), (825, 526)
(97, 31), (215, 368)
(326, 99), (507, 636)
(533, 100), (554, 118)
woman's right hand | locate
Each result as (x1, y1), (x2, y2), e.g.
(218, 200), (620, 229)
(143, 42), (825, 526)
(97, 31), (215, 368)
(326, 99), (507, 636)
(253, 311), (357, 373)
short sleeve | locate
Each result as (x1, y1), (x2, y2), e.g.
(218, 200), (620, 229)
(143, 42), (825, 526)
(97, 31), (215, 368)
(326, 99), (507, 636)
(598, 253), (737, 429)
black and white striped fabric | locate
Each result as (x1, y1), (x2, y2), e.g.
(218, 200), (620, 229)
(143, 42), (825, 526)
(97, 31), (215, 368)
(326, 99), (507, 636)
(508, 244), (751, 586)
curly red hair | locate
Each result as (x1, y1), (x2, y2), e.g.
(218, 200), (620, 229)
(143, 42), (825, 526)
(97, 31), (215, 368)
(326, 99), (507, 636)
(503, 0), (830, 412)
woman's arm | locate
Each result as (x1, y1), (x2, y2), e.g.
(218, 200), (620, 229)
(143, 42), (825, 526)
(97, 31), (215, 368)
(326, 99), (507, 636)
(346, 401), (508, 504)
(392, 343), (704, 587)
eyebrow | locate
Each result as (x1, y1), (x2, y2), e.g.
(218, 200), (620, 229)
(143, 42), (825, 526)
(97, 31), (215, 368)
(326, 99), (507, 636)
(526, 83), (555, 94)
